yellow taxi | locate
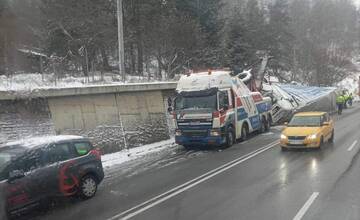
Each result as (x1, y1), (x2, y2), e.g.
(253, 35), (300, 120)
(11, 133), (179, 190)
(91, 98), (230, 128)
(280, 112), (334, 150)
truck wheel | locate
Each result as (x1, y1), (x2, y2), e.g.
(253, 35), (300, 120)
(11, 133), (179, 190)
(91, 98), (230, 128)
(241, 125), (248, 141)
(260, 117), (267, 133)
(225, 128), (235, 148)
(79, 175), (98, 200)
(265, 117), (271, 132)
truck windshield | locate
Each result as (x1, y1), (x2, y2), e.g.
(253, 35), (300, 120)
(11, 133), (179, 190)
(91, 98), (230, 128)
(175, 95), (217, 110)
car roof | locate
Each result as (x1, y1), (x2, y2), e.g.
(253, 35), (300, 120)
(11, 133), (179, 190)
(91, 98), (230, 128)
(294, 111), (326, 116)
(0, 135), (87, 149)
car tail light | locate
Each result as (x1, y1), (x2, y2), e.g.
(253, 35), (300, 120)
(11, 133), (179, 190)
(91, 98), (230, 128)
(90, 148), (102, 160)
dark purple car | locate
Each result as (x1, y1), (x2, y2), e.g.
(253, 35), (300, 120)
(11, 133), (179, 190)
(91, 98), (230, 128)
(0, 135), (104, 218)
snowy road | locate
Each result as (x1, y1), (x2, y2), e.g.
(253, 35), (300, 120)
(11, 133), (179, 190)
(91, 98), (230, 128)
(18, 103), (360, 220)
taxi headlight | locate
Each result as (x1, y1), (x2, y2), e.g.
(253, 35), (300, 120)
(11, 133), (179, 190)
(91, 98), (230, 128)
(280, 134), (287, 140)
(308, 134), (317, 140)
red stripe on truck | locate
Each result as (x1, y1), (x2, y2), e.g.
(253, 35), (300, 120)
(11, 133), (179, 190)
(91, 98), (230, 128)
(252, 94), (263, 102)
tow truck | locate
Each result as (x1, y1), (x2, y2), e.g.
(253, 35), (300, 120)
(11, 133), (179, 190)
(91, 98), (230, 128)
(170, 70), (273, 148)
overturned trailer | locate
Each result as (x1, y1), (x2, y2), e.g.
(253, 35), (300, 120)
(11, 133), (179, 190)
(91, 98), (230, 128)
(262, 83), (337, 124)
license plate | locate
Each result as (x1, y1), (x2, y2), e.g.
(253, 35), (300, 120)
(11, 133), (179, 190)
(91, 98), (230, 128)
(289, 140), (304, 145)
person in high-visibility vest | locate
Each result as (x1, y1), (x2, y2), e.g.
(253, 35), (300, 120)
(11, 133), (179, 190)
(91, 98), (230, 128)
(336, 94), (345, 115)
(348, 93), (353, 107)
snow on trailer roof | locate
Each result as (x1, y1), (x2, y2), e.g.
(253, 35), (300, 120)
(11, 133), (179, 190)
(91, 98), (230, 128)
(277, 84), (336, 104)
(176, 71), (234, 92)
(1, 135), (85, 149)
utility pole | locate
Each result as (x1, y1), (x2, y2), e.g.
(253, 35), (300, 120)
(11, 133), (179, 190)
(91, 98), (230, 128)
(117, 0), (125, 81)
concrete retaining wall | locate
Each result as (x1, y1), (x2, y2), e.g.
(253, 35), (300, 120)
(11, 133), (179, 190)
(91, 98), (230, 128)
(0, 99), (55, 144)
(0, 83), (177, 153)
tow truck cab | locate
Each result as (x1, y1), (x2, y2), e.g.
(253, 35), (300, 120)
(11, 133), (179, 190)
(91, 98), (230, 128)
(173, 71), (272, 147)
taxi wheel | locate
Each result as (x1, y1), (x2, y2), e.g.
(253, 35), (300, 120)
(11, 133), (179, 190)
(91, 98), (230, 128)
(319, 137), (324, 149)
(329, 130), (334, 143)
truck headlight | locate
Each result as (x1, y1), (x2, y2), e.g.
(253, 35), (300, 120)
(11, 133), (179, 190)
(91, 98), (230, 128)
(175, 130), (182, 136)
(210, 129), (221, 136)
(280, 134), (287, 140)
(308, 134), (317, 140)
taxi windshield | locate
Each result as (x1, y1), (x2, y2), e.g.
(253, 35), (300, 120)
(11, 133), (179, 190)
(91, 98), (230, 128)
(288, 116), (321, 127)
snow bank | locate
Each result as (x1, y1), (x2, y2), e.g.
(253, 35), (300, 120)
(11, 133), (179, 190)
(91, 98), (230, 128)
(101, 138), (178, 168)
(0, 73), (175, 92)
(337, 73), (360, 96)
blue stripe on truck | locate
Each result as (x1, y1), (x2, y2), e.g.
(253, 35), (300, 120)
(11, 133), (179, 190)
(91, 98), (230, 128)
(249, 115), (261, 129)
(256, 102), (271, 114)
(237, 108), (248, 121)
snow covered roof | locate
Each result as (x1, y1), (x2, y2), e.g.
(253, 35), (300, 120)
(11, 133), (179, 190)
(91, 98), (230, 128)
(1, 135), (85, 149)
(176, 71), (234, 92)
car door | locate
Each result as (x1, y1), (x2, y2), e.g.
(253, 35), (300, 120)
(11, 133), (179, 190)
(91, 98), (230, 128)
(5, 149), (43, 212)
(40, 142), (78, 197)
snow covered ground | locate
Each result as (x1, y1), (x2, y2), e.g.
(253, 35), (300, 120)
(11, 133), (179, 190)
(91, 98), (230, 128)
(0, 73), (176, 92)
(101, 138), (178, 169)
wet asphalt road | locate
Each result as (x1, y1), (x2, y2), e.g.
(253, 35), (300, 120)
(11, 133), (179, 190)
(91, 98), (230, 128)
(24, 104), (360, 220)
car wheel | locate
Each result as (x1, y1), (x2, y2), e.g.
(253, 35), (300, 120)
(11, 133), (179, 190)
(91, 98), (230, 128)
(281, 147), (288, 151)
(79, 175), (98, 199)
(241, 124), (248, 141)
(225, 128), (235, 148)
(319, 137), (324, 149)
(329, 130), (334, 143)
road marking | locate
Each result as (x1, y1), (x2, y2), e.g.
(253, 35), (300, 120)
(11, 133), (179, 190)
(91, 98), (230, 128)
(347, 140), (358, 151)
(107, 140), (279, 220)
(293, 192), (319, 220)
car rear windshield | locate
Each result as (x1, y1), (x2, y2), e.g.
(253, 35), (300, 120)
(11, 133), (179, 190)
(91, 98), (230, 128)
(74, 142), (93, 156)
(288, 116), (321, 127)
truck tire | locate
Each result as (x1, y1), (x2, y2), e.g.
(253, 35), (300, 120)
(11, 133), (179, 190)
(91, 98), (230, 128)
(225, 128), (235, 148)
(241, 124), (249, 141)
(265, 116), (271, 132)
(260, 117), (267, 133)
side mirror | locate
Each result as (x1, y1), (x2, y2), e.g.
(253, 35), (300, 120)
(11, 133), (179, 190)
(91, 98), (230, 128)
(8, 170), (25, 182)
(323, 122), (330, 126)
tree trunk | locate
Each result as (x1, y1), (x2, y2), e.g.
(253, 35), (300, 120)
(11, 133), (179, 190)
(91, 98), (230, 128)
(100, 47), (110, 71)
(130, 43), (136, 75)
(135, 0), (143, 76)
